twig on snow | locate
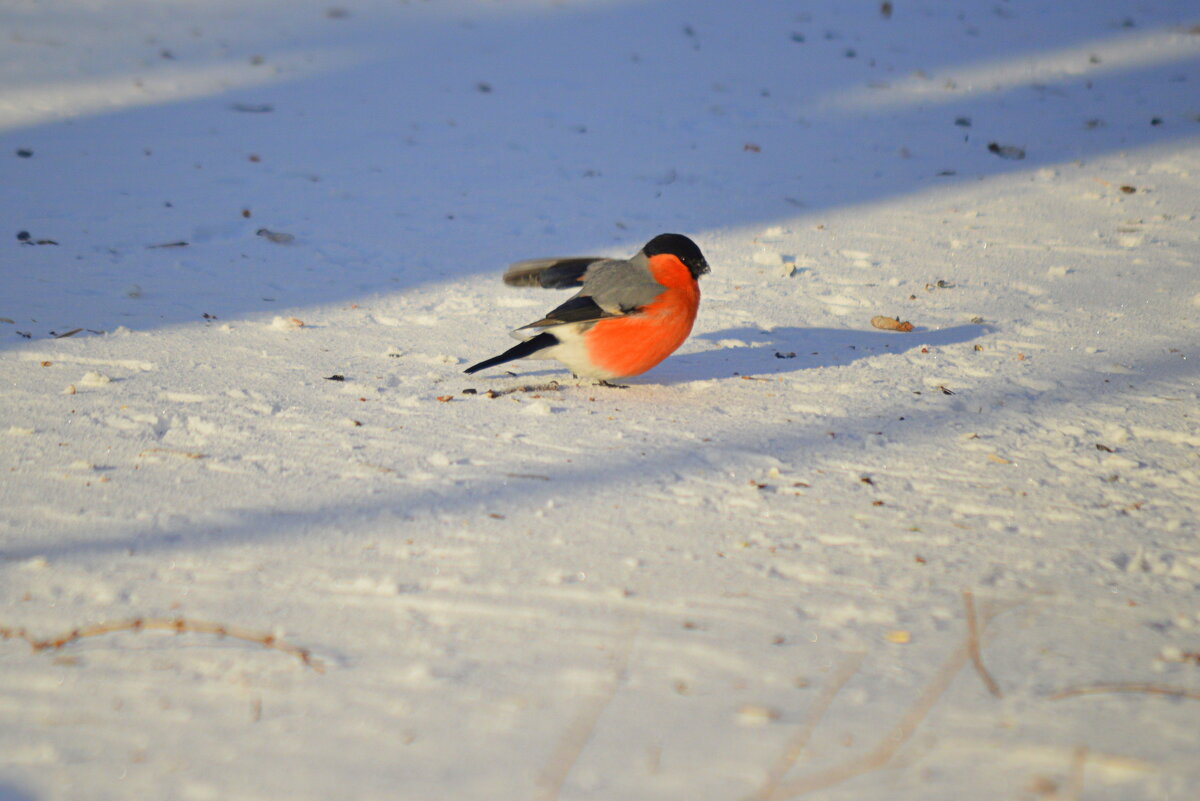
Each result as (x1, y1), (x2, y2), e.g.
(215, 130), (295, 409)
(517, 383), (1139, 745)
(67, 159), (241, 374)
(1049, 683), (1200, 702)
(537, 621), (640, 801)
(963, 589), (1002, 698)
(767, 599), (1012, 798)
(485, 381), (564, 398)
(0, 617), (323, 672)
(1063, 746), (1089, 801)
(752, 651), (867, 801)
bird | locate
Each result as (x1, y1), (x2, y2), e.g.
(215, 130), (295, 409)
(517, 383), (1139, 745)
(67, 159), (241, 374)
(464, 233), (710, 381)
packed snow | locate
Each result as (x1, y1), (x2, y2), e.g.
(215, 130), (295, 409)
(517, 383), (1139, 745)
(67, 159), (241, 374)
(2, 1), (1199, 799)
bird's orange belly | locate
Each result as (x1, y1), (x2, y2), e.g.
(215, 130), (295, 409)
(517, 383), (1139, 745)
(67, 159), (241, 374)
(585, 292), (698, 378)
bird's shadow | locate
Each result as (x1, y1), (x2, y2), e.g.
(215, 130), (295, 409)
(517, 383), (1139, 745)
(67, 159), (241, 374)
(646, 324), (990, 383)
(466, 324), (989, 386)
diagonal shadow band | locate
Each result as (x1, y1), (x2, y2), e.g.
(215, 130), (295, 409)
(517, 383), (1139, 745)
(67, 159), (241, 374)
(3, 337), (1189, 567)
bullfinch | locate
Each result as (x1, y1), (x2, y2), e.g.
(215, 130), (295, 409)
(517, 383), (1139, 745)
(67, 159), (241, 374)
(464, 233), (710, 380)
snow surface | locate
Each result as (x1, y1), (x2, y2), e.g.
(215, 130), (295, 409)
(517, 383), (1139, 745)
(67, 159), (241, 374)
(2, 1), (1199, 799)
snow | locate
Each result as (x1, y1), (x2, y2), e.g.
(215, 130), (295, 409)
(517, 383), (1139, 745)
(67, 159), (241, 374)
(2, 1), (1199, 799)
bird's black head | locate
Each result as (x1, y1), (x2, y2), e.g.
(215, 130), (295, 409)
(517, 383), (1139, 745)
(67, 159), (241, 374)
(642, 233), (710, 279)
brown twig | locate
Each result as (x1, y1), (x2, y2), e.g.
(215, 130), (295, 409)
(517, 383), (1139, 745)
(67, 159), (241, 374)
(962, 589), (1002, 698)
(1063, 746), (1089, 801)
(1049, 683), (1200, 702)
(485, 381), (563, 398)
(752, 651), (867, 801)
(768, 600), (1011, 798)
(1, 617), (323, 672)
(537, 622), (639, 801)
(770, 642), (973, 797)
(138, 447), (205, 459)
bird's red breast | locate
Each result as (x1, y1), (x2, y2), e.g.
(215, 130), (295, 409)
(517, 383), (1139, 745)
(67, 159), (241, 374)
(583, 253), (701, 378)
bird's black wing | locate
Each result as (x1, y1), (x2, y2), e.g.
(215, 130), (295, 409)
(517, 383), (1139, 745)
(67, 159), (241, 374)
(519, 295), (618, 329)
(502, 257), (609, 289)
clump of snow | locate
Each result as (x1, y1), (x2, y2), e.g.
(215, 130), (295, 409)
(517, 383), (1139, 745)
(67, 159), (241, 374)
(269, 315), (305, 330)
(522, 399), (554, 416)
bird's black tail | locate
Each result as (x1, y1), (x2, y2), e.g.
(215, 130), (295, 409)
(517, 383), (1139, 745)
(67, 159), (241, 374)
(464, 332), (558, 374)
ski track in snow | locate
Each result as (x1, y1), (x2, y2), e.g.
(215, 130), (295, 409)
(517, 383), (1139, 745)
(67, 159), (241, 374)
(2, 1), (1199, 800)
